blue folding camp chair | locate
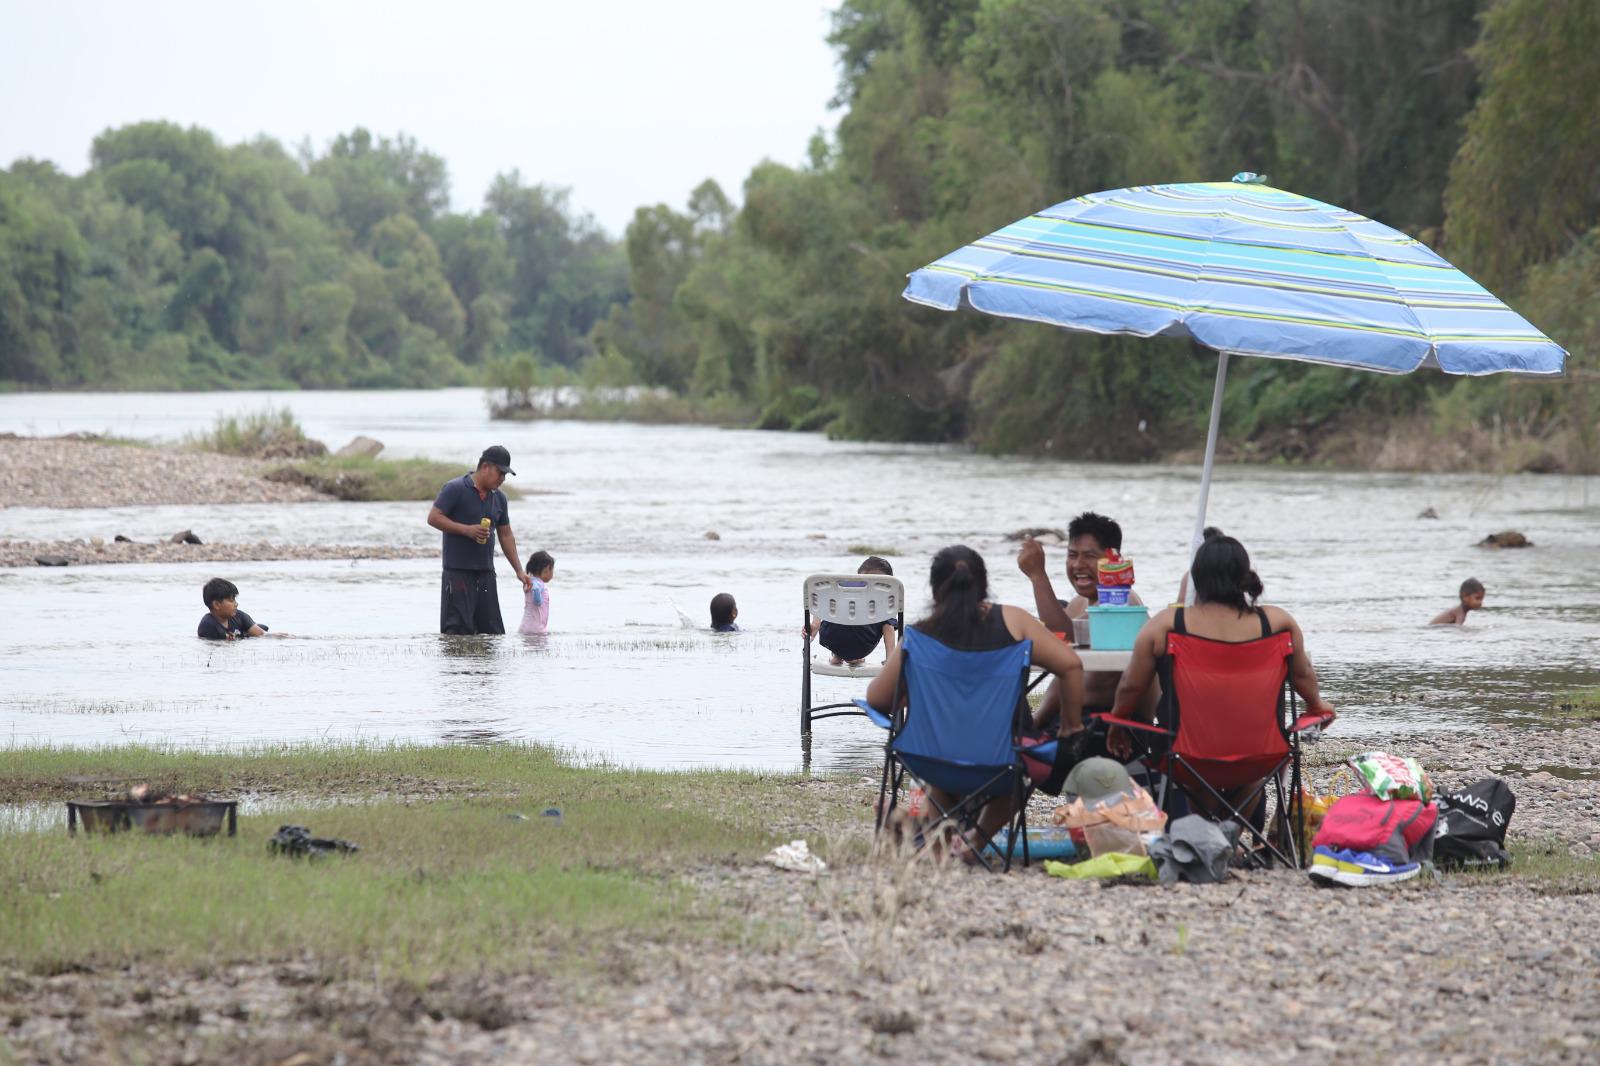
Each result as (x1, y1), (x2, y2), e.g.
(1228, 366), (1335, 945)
(856, 627), (1055, 872)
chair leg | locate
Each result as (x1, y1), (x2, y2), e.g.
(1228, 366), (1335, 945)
(907, 770), (1022, 873)
(918, 787), (995, 871)
(1171, 756), (1297, 869)
(800, 619), (813, 736)
(1284, 688), (1305, 869)
(1014, 783), (1030, 872)
(875, 751), (896, 833)
(1287, 735), (1305, 868)
(1271, 769), (1298, 869)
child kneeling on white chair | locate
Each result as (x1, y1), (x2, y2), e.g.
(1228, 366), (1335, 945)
(803, 556), (898, 666)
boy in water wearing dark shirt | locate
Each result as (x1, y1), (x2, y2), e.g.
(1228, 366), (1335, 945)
(196, 577), (272, 641)
(802, 556), (899, 665)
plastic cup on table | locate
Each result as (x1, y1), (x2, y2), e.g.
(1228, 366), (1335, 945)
(1071, 616), (1091, 648)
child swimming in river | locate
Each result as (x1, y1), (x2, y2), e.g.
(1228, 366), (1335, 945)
(803, 556), (899, 665)
(196, 577), (275, 641)
(1430, 577), (1485, 626)
(710, 592), (739, 632)
(519, 551), (554, 635)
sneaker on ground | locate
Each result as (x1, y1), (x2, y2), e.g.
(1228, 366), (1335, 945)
(1307, 845), (1421, 887)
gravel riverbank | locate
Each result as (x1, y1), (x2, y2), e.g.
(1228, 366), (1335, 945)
(9, 854), (1597, 1065)
(0, 435), (446, 567)
(0, 538), (435, 568)
(5, 724), (1597, 1064)
(0, 436), (331, 509)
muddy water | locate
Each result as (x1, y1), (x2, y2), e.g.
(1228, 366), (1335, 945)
(1, 389), (1597, 772)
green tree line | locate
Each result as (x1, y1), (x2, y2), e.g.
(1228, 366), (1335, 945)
(0, 126), (625, 388)
(3, 0), (1597, 468)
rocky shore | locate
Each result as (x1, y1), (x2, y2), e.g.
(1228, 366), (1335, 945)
(0, 435), (331, 509)
(0, 538), (435, 569)
(0, 435), (447, 567)
(11, 863), (1596, 1066)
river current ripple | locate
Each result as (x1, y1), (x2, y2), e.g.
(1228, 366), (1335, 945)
(1, 389), (1596, 773)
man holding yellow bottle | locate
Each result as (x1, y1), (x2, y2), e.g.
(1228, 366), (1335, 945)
(425, 445), (533, 635)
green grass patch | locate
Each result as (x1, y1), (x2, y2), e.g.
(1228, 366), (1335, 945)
(0, 743), (849, 983)
(5, 806), (703, 983)
(187, 407), (324, 459)
(264, 455), (517, 502)
(844, 545), (900, 557)
(1479, 839), (1600, 896)
(0, 742), (784, 809)
(1553, 687), (1600, 722)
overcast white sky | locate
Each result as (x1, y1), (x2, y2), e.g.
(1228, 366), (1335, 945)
(0, 0), (842, 235)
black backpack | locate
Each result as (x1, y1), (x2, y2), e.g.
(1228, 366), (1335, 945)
(1434, 778), (1516, 869)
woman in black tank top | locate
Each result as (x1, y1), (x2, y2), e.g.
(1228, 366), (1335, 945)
(908, 546), (1019, 652)
(864, 545), (1087, 859)
(1108, 532), (1333, 760)
(867, 545), (1082, 721)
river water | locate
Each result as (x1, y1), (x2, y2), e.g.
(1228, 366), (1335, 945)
(1, 389), (1597, 772)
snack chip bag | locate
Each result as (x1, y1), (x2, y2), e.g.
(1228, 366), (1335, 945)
(1347, 751), (1432, 803)
(1096, 550), (1135, 588)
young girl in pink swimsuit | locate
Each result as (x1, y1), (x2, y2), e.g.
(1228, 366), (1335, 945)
(519, 551), (554, 635)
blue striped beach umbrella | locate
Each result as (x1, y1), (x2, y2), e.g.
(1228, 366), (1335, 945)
(904, 174), (1567, 559)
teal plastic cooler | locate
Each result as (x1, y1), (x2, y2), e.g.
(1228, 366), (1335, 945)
(1087, 605), (1148, 650)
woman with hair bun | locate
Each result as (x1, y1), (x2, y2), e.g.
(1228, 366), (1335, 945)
(866, 545), (1086, 856)
(1108, 529), (1333, 761)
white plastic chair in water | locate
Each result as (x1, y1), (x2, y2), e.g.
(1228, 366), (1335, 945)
(800, 573), (906, 735)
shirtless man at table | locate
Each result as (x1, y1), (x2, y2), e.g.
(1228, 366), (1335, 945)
(1018, 511), (1153, 733)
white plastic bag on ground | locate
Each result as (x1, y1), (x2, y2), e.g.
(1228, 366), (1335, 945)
(764, 839), (827, 873)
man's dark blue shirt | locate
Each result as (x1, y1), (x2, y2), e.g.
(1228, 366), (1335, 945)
(433, 474), (510, 571)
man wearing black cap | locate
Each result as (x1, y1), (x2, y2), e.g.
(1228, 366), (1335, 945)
(426, 445), (533, 634)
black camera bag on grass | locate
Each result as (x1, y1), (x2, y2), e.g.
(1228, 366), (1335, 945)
(1434, 777), (1515, 869)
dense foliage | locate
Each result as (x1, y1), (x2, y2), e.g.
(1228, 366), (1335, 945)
(602, 0), (1595, 466)
(3, 0), (1596, 468)
(0, 127), (624, 389)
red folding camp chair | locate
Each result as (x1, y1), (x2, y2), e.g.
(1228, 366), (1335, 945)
(1096, 607), (1334, 867)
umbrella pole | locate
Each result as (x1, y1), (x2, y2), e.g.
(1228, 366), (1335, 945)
(1186, 350), (1231, 602)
